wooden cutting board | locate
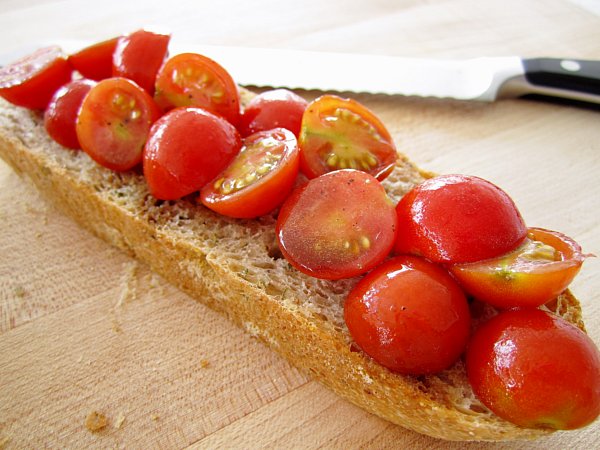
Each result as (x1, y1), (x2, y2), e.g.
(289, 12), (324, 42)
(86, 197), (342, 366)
(1, 1), (599, 448)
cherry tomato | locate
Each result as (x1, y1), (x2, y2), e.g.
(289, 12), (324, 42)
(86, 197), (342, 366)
(76, 77), (160, 171)
(239, 89), (308, 137)
(44, 79), (96, 149)
(450, 228), (587, 308)
(298, 95), (397, 181)
(154, 52), (241, 126)
(0, 46), (73, 110)
(69, 37), (119, 81)
(276, 169), (397, 280)
(200, 128), (299, 218)
(394, 174), (527, 264)
(344, 255), (471, 375)
(113, 29), (170, 95)
(143, 107), (242, 200)
(466, 308), (600, 430)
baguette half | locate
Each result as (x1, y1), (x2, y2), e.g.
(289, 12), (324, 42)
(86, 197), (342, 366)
(0, 94), (587, 441)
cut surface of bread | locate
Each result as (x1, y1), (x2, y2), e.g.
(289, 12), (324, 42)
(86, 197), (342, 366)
(0, 95), (586, 441)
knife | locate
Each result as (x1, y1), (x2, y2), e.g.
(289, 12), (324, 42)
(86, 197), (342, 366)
(3, 39), (600, 105)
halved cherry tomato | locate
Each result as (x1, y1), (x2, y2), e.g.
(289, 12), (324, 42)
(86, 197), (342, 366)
(276, 169), (397, 280)
(345, 255), (471, 375)
(143, 107), (242, 200)
(394, 174), (527, 264)
(466, 308), (600, 430)
(76, 77), (160, 171)
(113, 29), (170, 95)
(200, 128), (299, 218)
(0, 46), (73, 110)
(44, 78), (96, 149)
(239, 89), (308, 137)
(154, 52), (241, 126)
(450, 228), (587, 308)
(69, 37), (119, 81)
(298, 95), (397, 181)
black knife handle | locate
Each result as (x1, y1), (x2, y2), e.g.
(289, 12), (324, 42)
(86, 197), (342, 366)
(523, 58), (600, 96)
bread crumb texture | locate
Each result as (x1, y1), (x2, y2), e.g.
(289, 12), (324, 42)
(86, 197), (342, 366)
(0, 96), (581, 441)
(85, 411), (108, 433)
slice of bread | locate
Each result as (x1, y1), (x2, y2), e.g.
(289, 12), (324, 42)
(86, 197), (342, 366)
(0, 93), (586, 441)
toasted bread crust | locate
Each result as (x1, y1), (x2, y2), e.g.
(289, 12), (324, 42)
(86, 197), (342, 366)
(0, 96), (584, 440)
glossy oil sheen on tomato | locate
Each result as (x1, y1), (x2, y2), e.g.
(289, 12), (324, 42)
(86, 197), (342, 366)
(276, 169), (397, 280)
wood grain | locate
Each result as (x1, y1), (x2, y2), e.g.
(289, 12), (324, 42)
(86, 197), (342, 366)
(0, 0), (599, 448)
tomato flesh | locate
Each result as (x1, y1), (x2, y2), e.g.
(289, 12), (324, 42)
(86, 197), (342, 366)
(69, 37), (119, 81)
(76, 77), (160, 171)
(394, 174), (527, 264)
(344, 255), (471, 375)
(450, 228), (586, 308)
(276, 169), (397, 280)
(143, 107), (242, 200)
(0, 46), (73, 110)
(299, 95), (397, 181)
(154, 52), (241, 126)
(113, 29), (170, 95)
(200, 128), (299, 218)
(44, 79), (96, 149)
(467, 308), (600, 430)
(239, 89), (308, 137)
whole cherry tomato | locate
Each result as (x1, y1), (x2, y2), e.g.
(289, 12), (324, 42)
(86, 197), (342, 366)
(276, 169), (397, 280)
(466, 308), (600, 430)
(239, 89), (308, 137)
(76, 77), (160, 171)
(298, 95), (397, 181)
(143, 107), (242, 200)
(450, 228), (587, 308)
(0, 46), (73, 110)
(69, 37), (119, 81)
(344, 255), (471, 375)
(394, 174), (527, 264)
(44, 78), (96, 149)
(200, 128), (299, 218)
(113, 29), (170, 95)
(154, 52), (241, 126)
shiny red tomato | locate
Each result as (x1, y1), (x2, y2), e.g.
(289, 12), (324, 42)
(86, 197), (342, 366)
(44, 79), (96, 149)
(450, 228), (586, 308)
(345, 255), (471, 375)
(69, 37), (119, 81)
(200, 128), (299, 218)
(298, 95), (397, 181)
(113, 29), (170, 95)
(143, 107), (242, 200)
(76, 77), (160, 171)
(276, 169), (397, 280)
(467, 308), (600, 430)
(394, 174), (527, 264)
(0, 46), (73, 110)
(239, 89), (308, 137)
(154, 52), (240, 126)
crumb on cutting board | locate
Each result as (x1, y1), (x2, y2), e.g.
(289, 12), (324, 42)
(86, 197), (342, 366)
(200, 359), (210, 369)
(85, 411), (108, 432)
(0, 436), (10, 449)
(115, 412), (126, 429)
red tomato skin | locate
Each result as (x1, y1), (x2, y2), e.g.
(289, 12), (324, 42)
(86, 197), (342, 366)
(200, 128), (299, 218)
(344, 255), (471, 375)
(143, 107), (242, 200)
(276, 169), (397, 280)
(450, 228), (586, 309)
(239, 89), (308, 137)
(154, 52), (241, 126)
(113, 29), (170, 95)
(0, 46), (73, 110)
(76, 77), (161, 172)
(69, 37), (119, 81)
(466, 308), (600, 430)
(394, 174), (527, 264)
(44, 79), (96, 149)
